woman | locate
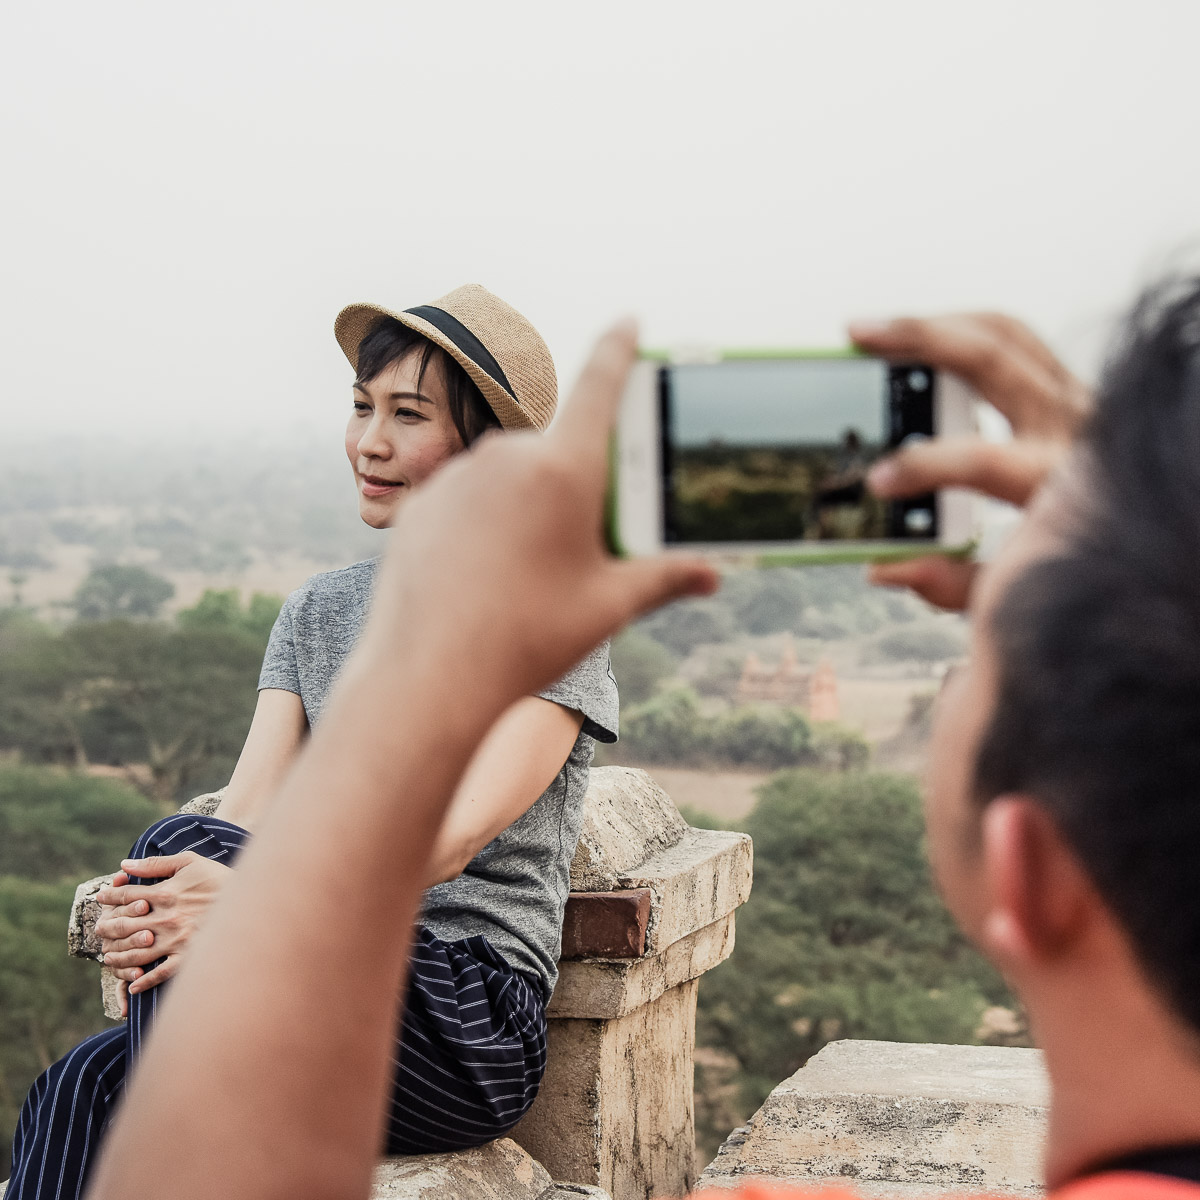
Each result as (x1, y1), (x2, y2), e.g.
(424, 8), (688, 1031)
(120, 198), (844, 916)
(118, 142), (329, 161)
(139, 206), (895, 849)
(6, 285), (618, 1197)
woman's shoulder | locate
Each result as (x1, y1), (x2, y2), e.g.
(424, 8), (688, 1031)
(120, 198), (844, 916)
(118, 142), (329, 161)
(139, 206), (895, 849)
(286, 558), (379, 611)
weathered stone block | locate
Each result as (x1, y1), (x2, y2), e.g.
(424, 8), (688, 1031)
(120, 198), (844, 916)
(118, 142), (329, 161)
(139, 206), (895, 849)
(550, 913), (734, 1021)
(699, 1040), (1049, 1198)
(513, 979), (699, 1200)
(569, 768), (689, 891)
(370, 1138), (553, 1199)
(61, 766), (752, 1200)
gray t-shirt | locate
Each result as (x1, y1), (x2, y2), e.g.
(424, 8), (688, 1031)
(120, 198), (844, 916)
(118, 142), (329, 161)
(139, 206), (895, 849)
(257, 558), (618, 998)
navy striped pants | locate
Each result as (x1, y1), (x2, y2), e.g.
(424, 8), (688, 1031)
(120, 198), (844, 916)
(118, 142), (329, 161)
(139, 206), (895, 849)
(6, 814), (548, 1200)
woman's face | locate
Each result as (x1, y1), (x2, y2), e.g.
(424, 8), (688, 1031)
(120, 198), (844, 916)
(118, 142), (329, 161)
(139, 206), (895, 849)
(345, 352), (466, 528)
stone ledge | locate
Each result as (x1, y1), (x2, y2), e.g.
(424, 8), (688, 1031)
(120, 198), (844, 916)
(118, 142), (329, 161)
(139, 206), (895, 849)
(569, 768), (689, 891)
(615, 826), (752, 955)
(549, 912), (734, 1020)
(699, 1041), (1049, 1199)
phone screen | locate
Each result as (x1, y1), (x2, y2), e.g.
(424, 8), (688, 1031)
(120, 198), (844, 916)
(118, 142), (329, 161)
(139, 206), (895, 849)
(660, 358), (936, 544)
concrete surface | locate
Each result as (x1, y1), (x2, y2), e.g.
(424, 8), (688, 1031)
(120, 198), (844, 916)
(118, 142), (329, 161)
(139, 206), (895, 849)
(513, 978), (700, 1200)
(568, 767), (689, 891)
(370, 1139), (552, 1199)
(62, 767), (751, 1200)
(699, 1040), (1049, 1198)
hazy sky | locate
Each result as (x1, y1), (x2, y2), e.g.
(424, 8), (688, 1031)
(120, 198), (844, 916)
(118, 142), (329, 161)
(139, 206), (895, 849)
(3, 1), (1199, 444)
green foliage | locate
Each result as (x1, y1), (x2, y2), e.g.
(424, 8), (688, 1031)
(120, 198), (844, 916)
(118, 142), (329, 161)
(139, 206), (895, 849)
(0, 877), (113, 1159)
(620, 687), (704, 762)
(637, 565), (936, 659)
(618, 686), (867, 771)
(637, 598), (734, 656)
(0, 766), (159, 1164)
(0, 765), (159, 882)
(0, 612), (267, 806)
(695, 770), (1014, 1134)
(865, 623), (966, 664)
(177, 589), (284, 641)
(709, 705), (813, 768)
(70, 564), (175, 622)
(608, 628), (678, 705)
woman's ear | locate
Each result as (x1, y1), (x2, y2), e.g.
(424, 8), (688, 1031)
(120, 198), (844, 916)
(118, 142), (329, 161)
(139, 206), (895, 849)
(977, 795), (1095, 977)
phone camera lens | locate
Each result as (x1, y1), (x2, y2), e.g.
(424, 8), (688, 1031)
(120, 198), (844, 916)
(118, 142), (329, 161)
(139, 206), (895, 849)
(904, 507), (934, 533)
(907, 369), (930, 392)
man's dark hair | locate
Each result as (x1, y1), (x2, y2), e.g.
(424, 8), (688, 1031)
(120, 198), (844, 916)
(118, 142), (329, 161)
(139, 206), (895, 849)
(975, 276), (1200, 1033)
(355, 317), (501, 446)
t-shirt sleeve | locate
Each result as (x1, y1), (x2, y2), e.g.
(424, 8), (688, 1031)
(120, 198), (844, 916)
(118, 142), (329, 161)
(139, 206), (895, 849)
(257, 594), (302, 697)
(538, 640), (619, 744)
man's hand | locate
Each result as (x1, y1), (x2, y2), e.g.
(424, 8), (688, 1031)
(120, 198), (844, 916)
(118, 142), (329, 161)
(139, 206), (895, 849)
(355, 319), (721, 714)
(850, 313), (1090, 610)
(96, 853), (233, 999)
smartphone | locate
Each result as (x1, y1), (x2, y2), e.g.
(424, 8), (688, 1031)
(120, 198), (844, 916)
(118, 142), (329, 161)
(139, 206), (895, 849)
(609, 349), (979, 565)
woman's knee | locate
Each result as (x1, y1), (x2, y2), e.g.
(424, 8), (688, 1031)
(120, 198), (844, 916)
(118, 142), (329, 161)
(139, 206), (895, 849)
(126, 813), (248, 863)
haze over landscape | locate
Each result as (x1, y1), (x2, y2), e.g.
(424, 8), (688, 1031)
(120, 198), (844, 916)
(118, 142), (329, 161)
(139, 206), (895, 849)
(4, 1), (1200, 446)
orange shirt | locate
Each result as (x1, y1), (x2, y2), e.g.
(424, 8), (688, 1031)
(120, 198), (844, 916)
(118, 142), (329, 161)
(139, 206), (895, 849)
(699, 1175), (1200, 1200)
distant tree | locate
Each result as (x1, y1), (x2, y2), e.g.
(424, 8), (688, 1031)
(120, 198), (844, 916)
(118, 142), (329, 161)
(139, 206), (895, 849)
(616, 686), (867, 772)
(710, 705), (814, 768)
(609, 628), (678, 705)
(695, 770), (1016, 1137)
(70, 564), (175, 622)
(0, 764), (159, 882)
(619, 687), (705, 763)
(0, 878), (111, 1168)
(68, 620), (262, 807)
(637, 598), (734, 657)
(0, 616), (92, 766)
(866, 623), (966, 665)
(177, 588), (282, 641)
(722, 570), (808, 636)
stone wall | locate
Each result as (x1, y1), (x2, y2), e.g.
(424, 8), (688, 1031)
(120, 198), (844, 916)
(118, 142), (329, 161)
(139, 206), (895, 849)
(61, 766), (753, 1200)
(699, 1040), (1049, 1198)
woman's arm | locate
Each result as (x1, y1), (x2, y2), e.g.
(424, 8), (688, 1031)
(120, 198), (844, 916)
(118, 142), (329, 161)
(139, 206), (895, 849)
(216, 688), (309, 829)
(425, 696), (584, 886)
(96, 688), (309, 997)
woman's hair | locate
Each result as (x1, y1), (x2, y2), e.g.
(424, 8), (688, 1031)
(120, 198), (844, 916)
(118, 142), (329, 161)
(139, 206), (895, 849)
(355, 317), (502, 446)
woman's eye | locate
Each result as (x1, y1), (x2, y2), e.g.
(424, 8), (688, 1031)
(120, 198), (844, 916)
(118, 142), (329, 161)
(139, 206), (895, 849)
(395, 408), (426, 421)
(352, 400), (370, 414)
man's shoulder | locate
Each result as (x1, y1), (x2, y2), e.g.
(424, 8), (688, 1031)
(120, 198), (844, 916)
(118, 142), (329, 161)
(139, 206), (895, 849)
(1057, 1173), (1200, 1200)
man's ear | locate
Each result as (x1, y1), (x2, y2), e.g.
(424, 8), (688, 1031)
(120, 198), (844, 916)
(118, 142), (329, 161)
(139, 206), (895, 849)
(977, 796), (1095, 975)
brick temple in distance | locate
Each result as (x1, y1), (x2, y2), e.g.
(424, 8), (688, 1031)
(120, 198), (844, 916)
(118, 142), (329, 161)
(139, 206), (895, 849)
(734, 636), (840, 721)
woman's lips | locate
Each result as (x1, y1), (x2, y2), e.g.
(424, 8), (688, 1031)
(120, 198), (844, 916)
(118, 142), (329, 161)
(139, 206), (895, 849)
(360, 476), (403, 499)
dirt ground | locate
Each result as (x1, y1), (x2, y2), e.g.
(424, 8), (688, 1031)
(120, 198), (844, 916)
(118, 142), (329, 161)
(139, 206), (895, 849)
(642, 767), (770, 823)
(17, 546), (341, 619)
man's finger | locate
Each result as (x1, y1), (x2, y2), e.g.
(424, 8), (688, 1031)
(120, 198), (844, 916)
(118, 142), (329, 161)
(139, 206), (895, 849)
(849, 315), (1079, 436)
(867, 436), (1064, 507)
(604, 554), (720, 624)
(120, 853), (190, 879)
(868, 557), (980, 612)
(112, 966), (144, 983)
(550, 320), (638, 464)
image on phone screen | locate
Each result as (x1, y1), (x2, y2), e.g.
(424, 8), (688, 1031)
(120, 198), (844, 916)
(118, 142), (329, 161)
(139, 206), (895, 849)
(660, 359), (936, 544)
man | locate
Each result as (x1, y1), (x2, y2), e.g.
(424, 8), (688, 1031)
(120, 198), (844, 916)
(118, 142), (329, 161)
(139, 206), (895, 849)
(83, 282), (1200, 1200)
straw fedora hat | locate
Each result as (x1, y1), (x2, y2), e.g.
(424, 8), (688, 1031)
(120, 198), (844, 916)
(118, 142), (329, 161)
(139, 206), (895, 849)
(334, 284), (557, 432)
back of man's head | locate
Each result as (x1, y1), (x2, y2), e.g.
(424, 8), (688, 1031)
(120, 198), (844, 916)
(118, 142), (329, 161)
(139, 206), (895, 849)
(975, 275), (1200, 1034)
